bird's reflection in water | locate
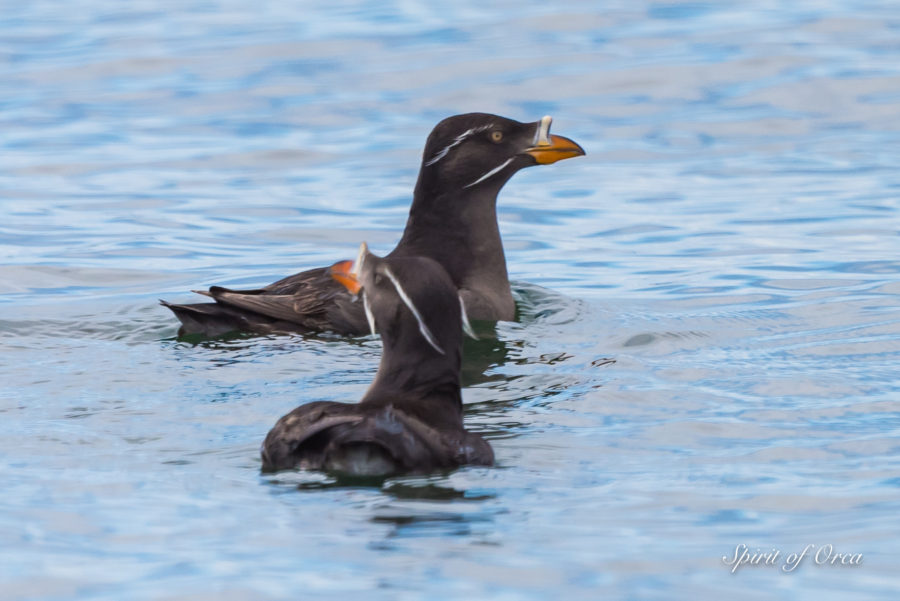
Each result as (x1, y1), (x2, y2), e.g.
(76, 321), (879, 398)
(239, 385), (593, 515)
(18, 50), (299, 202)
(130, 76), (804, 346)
(459, 320), (514, 387)
(372, 478), (498, 541)
(263, 465), (499, 539)
(382, 479), (494, 502)
(268, 470), (493, 499)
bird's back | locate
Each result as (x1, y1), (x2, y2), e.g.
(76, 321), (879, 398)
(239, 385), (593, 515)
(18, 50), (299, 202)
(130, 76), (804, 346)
(261, 400), (492, 476)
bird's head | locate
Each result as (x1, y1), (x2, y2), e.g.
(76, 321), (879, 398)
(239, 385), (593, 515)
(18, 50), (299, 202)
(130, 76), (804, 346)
(329, 243), (475, 357)
(417, 113), (584, 195)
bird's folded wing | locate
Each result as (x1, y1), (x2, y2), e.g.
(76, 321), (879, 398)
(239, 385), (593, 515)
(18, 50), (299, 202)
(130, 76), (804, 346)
(207, 287), (327, 324)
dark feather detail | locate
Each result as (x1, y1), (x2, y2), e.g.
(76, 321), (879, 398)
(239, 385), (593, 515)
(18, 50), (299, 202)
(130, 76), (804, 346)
(262, 401), (494, 476)
(260, 402), (492, 475)
(163, 267), (369, 337)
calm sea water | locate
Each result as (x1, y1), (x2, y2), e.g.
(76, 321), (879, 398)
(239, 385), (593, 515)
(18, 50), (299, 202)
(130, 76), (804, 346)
(2, 1), (900, 599)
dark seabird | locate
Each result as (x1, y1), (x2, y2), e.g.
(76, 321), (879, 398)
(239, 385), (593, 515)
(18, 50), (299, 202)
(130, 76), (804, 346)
(260, 243), (493, 476)
(161, 113), (584, 337)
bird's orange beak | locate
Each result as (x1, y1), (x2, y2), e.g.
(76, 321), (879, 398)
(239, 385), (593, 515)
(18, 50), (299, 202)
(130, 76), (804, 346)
(524, 134), (585, 164)
(329, 260), (360, 295)
(522, 115), (585, 165)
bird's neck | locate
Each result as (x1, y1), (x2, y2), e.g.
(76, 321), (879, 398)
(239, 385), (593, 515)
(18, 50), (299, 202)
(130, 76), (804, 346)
(361, 337), (464, 427)
(392, 182), (512, 317)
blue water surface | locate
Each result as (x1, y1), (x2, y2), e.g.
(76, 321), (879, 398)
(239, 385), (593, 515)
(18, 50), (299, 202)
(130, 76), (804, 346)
(2, 1), (900, 599)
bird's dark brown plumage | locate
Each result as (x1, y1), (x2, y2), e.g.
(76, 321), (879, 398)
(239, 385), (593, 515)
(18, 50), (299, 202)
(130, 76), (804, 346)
(260, 248), (493, 476)
(162, 113), (584, 337)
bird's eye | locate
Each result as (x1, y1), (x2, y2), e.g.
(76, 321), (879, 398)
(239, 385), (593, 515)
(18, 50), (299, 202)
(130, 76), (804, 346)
(373, 273), (384, 286)
(490, 130), (503, 143)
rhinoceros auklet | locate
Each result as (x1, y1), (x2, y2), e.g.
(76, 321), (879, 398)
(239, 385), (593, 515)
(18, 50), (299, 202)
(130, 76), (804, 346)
(260, 243), (493, 476)
(161, 113), (584, 337)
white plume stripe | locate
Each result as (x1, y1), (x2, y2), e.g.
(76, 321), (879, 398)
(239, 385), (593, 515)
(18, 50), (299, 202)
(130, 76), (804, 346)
(362, 291), (376, 337)
(425, 124), (495, 167)
(464, 157), (513, 188)
(459, 295), (478, 340)
(382, 266), (445, 355)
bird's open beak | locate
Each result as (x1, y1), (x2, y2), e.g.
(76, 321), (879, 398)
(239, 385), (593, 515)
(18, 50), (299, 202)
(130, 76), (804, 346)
(522, 115), (585, 165)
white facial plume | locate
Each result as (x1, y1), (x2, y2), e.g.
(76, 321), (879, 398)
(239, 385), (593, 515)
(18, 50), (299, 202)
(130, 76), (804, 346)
(382, 266), (445, 356)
